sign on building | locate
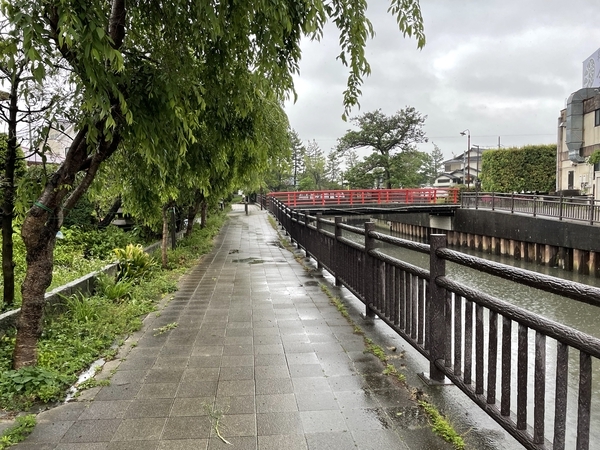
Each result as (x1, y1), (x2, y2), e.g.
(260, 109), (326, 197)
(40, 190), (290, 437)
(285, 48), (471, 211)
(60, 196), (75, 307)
(583, 48), (600, 88)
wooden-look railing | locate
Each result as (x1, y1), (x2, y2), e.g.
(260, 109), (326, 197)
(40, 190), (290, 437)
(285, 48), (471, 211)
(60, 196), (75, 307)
(269, 197), (600, 450)
(462, 192), (600, 225)
(268, 188), (459, 208)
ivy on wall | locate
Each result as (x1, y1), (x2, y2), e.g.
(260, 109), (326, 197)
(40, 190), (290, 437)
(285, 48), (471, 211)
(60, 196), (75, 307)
(480, 144), (556, 193)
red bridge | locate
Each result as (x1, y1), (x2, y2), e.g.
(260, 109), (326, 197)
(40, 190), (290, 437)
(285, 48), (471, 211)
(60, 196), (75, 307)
(267, 188), (459, 208)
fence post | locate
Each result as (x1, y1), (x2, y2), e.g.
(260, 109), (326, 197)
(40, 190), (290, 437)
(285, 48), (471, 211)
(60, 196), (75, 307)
(427, 234), (447, 383)
(589, 196), (594, 225)
(533, 195), (537, 217)
(245, 198), (248, 215)
(335, 217), (342, 287)
(511, 193), (515, 213)
(364, 222), (377, 319)
(316, 213), (322, 270)
(559, 192), (564, 221)
(491, 192), (495, 211)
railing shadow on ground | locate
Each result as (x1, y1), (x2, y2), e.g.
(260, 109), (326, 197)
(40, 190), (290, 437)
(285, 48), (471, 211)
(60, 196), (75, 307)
(269, 197), (600, 450)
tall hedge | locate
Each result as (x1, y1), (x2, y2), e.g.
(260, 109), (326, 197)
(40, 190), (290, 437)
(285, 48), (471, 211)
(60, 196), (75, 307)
(480, 144), (556, 193)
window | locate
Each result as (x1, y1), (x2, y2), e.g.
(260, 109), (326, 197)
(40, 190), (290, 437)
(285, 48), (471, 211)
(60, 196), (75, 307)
(568, 170), (574, 190)
(595, 109), (600, 126)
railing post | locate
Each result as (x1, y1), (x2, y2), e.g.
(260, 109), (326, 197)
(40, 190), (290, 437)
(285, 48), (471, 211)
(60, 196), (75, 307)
(427, 234), (447, 383)
(589, 197), (594, 225)
(532, 195), (537, 217)
(334, 217), (343, 287)
(364, 222), (377, 319)
(245, 198), (248, 215)
(559, 192), (564, 221)
(511, 193), (515, 213)
(491, 192), (495, 210)
(316, 213), (322, 269)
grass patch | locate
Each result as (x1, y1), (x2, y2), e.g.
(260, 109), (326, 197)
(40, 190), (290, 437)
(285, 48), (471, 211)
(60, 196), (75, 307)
(0, 414), (36, 449)
(0, 210), (227, 412)
(419, 400), (465, 450)
(153, 322), (178, 336)
(383, 363), (406, 383)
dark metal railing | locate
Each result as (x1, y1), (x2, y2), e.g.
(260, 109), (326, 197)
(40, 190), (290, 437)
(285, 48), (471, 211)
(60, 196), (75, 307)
(269, 197), (600, 450)
(462, 192), (600, 225)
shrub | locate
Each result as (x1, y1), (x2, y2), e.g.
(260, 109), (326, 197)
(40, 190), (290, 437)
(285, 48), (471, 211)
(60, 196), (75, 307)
(94, 273), (134, 302)
(0, 366), (70, 409)
(114, 244), (157, 282)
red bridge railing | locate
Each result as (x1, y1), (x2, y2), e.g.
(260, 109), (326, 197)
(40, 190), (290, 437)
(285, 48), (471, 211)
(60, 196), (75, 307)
(267, 188), (459, 208)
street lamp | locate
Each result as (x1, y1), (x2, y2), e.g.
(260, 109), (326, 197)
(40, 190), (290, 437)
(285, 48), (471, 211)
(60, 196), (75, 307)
(460, 129), (471, 188)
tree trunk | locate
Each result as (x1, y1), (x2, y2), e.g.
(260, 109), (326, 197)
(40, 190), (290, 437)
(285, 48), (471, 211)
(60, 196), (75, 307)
(161, 204), (169, 269)
(13, 127), (121, 368)
(185, 208), (195, 236)
(2, 79), (19, 308)
(184, 190), (203, 237)
(98, 196), (122, 228)
(13, 225), (56, 368)
(200, 200), (207, 229)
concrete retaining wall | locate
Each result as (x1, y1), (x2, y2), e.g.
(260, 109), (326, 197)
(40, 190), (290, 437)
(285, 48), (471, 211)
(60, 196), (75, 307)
(0, 232), (185, 332)
(380, 209), (600, 277)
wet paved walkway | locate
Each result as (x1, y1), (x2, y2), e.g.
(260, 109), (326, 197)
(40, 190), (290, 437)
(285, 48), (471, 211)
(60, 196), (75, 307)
(14, 204), (447, 450)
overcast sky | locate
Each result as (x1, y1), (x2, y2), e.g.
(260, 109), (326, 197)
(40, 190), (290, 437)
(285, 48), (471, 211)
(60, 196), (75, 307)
(284, 0), (600, 163)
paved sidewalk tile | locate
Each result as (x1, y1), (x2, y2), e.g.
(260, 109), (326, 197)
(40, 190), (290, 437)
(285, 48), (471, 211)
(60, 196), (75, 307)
(13, 204), (419, 449)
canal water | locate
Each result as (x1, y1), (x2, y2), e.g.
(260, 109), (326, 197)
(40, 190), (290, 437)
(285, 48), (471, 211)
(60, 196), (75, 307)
(342, 218), (600, 448)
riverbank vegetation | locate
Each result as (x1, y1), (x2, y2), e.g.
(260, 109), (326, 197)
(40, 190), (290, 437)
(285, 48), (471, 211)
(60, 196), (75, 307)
(0, 211), (226, 413)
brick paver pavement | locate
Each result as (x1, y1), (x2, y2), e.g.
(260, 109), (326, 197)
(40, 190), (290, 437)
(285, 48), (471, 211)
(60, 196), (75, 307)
(13, 203), (451, 450)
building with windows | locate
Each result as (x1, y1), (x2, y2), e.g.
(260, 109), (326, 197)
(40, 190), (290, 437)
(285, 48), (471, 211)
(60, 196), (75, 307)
(557, 88), (600, 197)
(25, 121), (75, 165)
(433, 147), (485, 188)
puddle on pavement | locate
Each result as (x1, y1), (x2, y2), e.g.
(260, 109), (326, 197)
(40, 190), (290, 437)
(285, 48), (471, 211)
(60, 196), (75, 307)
(303, 281), (320, 286)
(232, 257), (287, 264)
(65, 357), (105, 402)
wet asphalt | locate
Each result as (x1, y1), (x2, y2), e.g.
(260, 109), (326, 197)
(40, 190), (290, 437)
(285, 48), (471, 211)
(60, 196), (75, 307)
(11, 203), (458, 449)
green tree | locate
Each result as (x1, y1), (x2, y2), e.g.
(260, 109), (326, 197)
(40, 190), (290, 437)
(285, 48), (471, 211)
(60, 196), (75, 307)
(336, 107), (428, 188)
(389, 150), (431, 187)
(3, 0), (425, 368)
(426, 143), (445, 182)
(325, 151), (343, 188)
(299, 140), (326, 190)
(0, 19), (65, 308)
(344, 157), (381, 189)
(480, 144), (556, 193)
(290, 129), (305, 190)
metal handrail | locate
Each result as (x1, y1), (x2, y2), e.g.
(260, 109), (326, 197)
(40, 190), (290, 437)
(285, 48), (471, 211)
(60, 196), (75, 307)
(268, 196), (600, 450)
(462, 192), (600, 225)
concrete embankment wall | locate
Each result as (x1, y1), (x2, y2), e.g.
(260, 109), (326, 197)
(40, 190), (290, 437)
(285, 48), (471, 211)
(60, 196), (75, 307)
(374, 209), (600, 277)
(0, 232), (184, 331)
